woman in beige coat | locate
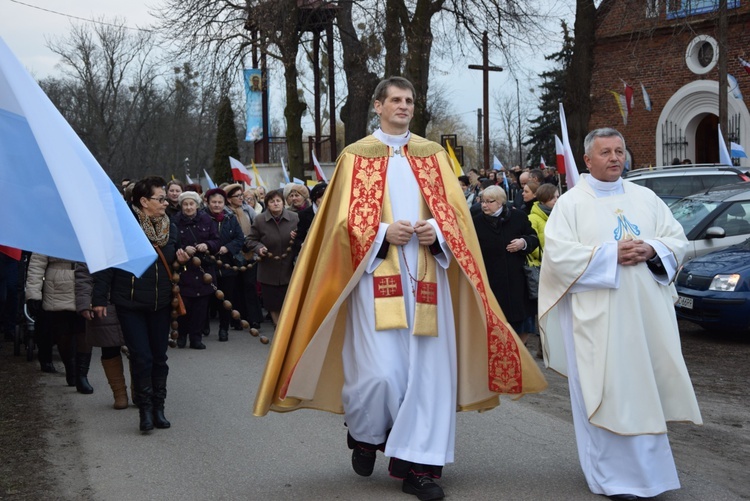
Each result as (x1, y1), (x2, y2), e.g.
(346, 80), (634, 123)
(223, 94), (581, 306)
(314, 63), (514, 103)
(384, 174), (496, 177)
(25, 254), (92, 393)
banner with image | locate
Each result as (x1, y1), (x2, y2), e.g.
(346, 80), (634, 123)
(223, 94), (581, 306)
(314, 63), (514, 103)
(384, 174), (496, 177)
(244, 68), (264, 141)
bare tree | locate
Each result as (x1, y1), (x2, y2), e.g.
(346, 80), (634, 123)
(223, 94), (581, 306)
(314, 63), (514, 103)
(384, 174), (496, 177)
(46, 21), (164, 178)
(42, 21), (223, 182)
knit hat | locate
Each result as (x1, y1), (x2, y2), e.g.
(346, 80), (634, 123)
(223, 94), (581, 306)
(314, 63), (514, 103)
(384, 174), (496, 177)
(204, 188), (227, 202)
(178, 191), (202, 206)
(283, 183), (309, 201)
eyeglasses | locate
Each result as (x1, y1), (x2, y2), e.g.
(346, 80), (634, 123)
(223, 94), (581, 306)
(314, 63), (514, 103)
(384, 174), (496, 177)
(149, 197), (168, 203)
(480, 199), (498, 204)
(230, 194), (244, 199)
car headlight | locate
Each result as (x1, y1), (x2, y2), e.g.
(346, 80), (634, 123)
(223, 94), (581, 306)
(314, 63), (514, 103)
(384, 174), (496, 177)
(708, 274), (740, 291)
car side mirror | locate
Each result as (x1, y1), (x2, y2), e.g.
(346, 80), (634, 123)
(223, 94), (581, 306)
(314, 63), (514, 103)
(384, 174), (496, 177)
(705, 226), (726, 239)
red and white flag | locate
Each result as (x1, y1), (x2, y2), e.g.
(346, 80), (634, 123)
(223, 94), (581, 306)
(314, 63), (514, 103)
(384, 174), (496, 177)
(559, 103), (580, 188)
(228, 156), (252, 185)
(539, 156), (547, 170)
(311, 149), (328, 183)
(554, 135), (566, 175)
(740, 57), (750, 75)
(622, 80), (634, 116)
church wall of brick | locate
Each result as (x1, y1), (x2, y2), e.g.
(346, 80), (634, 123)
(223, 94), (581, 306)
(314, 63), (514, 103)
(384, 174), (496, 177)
(589, 2), (750, 168)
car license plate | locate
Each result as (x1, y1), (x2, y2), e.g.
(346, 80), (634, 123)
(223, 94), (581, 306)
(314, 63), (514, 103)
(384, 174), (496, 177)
(676, 296), (693, 309)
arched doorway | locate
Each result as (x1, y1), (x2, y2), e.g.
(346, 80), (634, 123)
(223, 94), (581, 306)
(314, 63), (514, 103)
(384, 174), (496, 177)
(695, 114), (719, 164)
(657, 80), (750, 168)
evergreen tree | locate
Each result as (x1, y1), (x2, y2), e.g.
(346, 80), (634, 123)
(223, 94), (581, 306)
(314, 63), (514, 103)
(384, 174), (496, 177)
(525, 22), (574, 168)
(212, 95), (240, 183)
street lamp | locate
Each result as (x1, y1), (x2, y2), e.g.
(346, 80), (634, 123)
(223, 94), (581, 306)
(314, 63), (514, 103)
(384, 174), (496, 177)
(183, 157), (190, 183)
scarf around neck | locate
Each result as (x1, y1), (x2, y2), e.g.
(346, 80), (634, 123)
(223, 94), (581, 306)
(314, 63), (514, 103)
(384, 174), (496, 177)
(133, 205), (170, 247)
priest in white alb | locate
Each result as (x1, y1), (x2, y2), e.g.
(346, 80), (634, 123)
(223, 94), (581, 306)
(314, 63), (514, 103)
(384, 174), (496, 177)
(539, 128), (702, 500)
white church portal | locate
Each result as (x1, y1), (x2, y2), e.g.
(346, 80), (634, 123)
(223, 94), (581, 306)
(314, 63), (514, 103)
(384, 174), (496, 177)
(657, 80), (750, 167)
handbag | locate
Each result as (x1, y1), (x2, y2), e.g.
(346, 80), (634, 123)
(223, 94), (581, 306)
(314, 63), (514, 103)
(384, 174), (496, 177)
(154, 245), (187, 316)
(524, 246), (542, 300)
(523, 260), (540, 300)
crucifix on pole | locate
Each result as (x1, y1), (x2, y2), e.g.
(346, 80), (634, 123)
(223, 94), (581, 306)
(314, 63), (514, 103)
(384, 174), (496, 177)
(468, 31), (503, 171)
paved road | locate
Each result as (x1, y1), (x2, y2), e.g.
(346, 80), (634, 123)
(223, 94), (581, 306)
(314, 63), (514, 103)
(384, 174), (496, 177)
(40, 320), (743, 500)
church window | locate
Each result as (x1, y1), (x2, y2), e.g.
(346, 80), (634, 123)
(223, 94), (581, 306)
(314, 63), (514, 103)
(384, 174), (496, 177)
(667, 0), (740, 19)
(685, 35), (719, 75)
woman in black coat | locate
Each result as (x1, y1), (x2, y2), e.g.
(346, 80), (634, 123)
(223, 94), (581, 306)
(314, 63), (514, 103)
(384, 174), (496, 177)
(204, 188), (245, 342)
(172, 191), (221, 349)
(93, 176), (190, 433)
(472, 185), (538, 342)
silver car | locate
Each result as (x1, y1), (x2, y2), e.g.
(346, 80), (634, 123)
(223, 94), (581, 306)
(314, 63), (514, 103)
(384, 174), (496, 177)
(625, 164), (749, 205)
(670, 182), (750, 261)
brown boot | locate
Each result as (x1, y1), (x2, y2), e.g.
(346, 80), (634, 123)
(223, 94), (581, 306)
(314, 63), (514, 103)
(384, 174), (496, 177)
(101, 355), (129, 410)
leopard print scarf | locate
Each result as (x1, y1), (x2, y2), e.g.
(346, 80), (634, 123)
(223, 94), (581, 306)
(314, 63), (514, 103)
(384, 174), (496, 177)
(132, 205), (170, 247)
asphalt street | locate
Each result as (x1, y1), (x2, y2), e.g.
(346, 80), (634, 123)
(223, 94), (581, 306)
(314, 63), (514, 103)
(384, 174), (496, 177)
(39, 319), (742, 501)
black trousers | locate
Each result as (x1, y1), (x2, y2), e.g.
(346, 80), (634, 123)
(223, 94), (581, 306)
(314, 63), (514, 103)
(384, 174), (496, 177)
(178, 295), (210, 346)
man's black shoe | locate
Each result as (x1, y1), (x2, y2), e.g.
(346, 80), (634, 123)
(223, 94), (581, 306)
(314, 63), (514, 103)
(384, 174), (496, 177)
(402, 472), (444, 501)
(351, 445), (377, 476)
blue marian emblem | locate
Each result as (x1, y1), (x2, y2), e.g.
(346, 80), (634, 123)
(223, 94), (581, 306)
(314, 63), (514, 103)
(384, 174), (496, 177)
(613, 209), (640, 240)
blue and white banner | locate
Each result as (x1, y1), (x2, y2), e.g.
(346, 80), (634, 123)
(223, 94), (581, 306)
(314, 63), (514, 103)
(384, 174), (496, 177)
(730, 141), (747, 159)
(0, 37), (156, 275)
(244, 68), (264, 141)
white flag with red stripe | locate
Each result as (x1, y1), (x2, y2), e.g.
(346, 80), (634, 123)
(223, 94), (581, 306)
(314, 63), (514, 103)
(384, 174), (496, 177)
(311, 149), (328, 183)
(559, 103), (580, 188)
(540, 156), (547, 170)
(554, 135), (566, 175)
(229, 156), (252, 185)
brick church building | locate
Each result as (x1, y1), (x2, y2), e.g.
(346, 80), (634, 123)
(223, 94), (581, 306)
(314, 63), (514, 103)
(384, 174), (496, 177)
(589, 0), (750, 170)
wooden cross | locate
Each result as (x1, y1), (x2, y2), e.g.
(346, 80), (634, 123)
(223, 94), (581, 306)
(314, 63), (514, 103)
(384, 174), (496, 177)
(468, 31), (503, 171)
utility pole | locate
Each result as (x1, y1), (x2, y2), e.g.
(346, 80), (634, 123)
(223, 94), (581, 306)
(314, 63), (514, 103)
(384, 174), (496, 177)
(516, 78), (522, 167)
(719, 0), (728, 159)
(476, 108), (483, 168)
(469, 31), (503, 171)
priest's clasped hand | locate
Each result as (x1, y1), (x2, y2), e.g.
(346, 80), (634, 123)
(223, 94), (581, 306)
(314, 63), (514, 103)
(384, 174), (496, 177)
(617, 239), (656, 266)
(386, 220), (435, 246)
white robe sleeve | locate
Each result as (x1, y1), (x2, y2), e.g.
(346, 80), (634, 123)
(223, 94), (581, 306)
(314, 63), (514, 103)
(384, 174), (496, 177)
(644, 239), (678, 285)
(426, 218), (452, 269)
(569, 241), (619, 293)
(365, 223), (390, 274)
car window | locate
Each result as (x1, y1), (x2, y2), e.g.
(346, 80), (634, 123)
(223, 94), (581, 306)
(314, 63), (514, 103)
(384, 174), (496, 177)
(671, 198), (722, 234)
(709, 201), (750, 237)
(698, 174), (745, 192)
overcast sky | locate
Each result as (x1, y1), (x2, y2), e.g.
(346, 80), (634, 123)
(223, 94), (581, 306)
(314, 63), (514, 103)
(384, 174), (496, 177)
(1, 0), (570, 139)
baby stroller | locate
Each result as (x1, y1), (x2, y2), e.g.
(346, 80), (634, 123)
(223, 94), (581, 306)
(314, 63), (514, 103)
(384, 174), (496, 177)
(13, 252), (35, 362)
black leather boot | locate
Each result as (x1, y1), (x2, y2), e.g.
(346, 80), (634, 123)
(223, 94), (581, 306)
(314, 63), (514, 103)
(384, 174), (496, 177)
(151, 376), (171, 429)
(134, 380), (154, 433)
(75, 352), (94, 394)
(62, 356), (76, 387)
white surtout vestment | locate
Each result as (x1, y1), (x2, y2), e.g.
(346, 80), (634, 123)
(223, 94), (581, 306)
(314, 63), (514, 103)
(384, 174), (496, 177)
(342, 129), (456, 466)
(539, 174), (702, 497)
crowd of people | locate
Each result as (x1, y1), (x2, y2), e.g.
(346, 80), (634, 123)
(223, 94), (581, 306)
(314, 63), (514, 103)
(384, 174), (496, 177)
(0, 76), (703, 501)
(458, 164), (561, 357)
(0, 173), (328, 434)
